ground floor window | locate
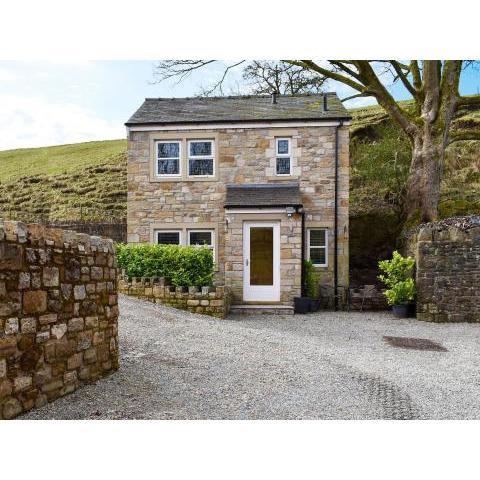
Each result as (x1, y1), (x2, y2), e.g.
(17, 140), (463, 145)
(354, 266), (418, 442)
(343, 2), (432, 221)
(188, 229), (215, 260)
(307, 228), (328, 267)
(156, 230), (182, 245)
(154, 228), (215, 260)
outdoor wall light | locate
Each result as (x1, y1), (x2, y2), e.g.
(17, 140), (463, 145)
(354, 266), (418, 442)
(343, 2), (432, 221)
(285, 207), (296, 217)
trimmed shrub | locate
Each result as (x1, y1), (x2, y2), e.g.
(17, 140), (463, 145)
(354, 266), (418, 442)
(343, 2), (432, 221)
(116, 243), (214, 287)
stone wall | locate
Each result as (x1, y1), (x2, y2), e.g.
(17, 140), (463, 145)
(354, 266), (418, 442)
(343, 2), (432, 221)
(409, 216), (480, 322)
(118, 276), (231, 318)
(0, 220), (119, 419)
(127, 125), (349, 305)
(47, 221), (127, 243)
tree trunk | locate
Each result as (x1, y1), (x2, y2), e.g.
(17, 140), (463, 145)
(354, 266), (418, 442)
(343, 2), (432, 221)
(404, 132), (445, 224)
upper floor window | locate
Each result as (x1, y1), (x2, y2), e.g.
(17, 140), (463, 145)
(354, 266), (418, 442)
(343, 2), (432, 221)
(156, 141), (181, 176)
(188, 140), (214, 177)
(307, 228), (328, 267)
(156, 230), (181, 245)
(276, 138), (292, 175)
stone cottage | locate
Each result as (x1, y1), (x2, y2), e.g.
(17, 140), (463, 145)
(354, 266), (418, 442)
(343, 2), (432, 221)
(125, 93), (350, 313)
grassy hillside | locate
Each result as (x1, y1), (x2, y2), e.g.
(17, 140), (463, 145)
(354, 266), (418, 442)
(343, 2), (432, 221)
(0, 140), (127, 222)
(0, 140), (126, 183)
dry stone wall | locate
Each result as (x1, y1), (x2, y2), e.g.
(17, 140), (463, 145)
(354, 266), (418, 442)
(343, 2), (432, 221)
(410, 216), (480, 322)
(0, 220), (119, 419)
(118, 275), (231, 318)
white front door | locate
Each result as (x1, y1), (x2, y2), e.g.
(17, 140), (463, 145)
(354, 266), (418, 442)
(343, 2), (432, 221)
(243, 222), (280, 302)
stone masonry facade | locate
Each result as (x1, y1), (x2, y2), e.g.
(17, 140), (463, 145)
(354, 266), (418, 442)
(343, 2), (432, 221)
(0, 220), (119, 419)
(118, 275), (232, 318)
(410, 217), (480, 322)
(127, 125), (349, 306)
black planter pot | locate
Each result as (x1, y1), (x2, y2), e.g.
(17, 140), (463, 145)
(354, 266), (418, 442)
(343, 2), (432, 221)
(407, 302), (416, 318)
(310, 299), (321, 312)
(294, 297), (311, 314)
(392, 304), (409, 318)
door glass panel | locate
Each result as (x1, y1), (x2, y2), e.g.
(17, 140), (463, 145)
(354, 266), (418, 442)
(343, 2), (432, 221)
(250, 227), (273, 286)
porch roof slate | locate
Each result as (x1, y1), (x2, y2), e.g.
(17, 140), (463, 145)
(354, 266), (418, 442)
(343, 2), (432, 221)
(224, 183), (302, 209)
(126, 93), (350, 126)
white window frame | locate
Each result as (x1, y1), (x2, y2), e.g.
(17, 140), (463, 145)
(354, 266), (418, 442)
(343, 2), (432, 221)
(187, 229), (215, 262)
(155, 229), (182, 245)
(275, 137), (292, 176)
(307, 228), (328, 267)
(155, 140), (181, 177)
(187, 139), (215, 178)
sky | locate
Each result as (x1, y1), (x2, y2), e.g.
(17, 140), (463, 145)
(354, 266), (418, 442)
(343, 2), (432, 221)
(1, 60), (479, 151)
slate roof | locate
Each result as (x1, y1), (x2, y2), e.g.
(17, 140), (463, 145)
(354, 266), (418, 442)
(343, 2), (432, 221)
(225, 183), (302, 208)
(126, 93), (350, 126)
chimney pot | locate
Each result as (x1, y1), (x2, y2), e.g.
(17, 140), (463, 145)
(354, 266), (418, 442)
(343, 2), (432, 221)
(271, 92), (277, 104)
(323, 94), (328, 111)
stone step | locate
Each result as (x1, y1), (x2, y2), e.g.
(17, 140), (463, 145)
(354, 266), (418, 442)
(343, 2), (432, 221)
(229, 304), (294, 315)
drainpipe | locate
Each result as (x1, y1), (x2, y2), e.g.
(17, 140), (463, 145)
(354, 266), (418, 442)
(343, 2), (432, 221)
(300, 209), (305, 297)
(334, 121), (344, 311)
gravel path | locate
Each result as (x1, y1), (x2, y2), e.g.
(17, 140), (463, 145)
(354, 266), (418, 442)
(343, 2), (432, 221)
(23, 295), (480, 419)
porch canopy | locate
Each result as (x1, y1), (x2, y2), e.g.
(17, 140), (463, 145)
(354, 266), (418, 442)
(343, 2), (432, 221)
(225, 183), (302, 209)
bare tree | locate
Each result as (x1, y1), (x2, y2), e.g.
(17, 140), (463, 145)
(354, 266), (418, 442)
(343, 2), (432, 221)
(153, 60), (480, 223)
(242, 61), (327, 94)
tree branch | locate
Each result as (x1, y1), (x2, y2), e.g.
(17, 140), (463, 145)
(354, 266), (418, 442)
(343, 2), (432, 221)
(410, 61), (422, 91)
(153, 60), (216, 84)
(390, 60), (418, 99)
(421, 60), (441, 123)
(353, 61), (418, 136)
(284, 60), (366, 92)
(201, 60), (245, 95)
(329, 61), (362, 82)
(341, 92), (373, 102)
(448, 130), (480, 144)
(457, 95), (480, 106)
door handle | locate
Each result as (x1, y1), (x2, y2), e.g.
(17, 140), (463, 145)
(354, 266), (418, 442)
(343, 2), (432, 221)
(245, 259), (249, 266)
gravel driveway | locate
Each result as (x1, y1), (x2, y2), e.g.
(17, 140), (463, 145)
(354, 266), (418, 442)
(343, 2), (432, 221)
(23, 295), (480, 419)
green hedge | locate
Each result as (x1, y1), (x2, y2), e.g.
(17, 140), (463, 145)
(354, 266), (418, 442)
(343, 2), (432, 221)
(116, 244), (214, 287)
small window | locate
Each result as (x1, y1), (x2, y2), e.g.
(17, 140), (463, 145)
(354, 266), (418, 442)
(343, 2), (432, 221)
(156, 230), (181, 245)
(188, 229), (215, 260)
(276, 138), (291, 175)
(156, 141), (181, 176)
(188, 140), (214, 177)
(308, 229), (328, 266)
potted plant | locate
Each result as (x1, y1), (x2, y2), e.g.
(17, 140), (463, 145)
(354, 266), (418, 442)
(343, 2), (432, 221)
(378, 251), (416, 318)
(294, 260), (318, 314)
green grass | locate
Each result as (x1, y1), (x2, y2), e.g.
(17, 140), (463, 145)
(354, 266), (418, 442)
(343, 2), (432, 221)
(0, 139), (126, 182)
(0, 139), (127, 222)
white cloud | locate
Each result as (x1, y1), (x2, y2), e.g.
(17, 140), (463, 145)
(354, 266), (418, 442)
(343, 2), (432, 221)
(0, 68), (18, 83)
(0, 93), (124, 150)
